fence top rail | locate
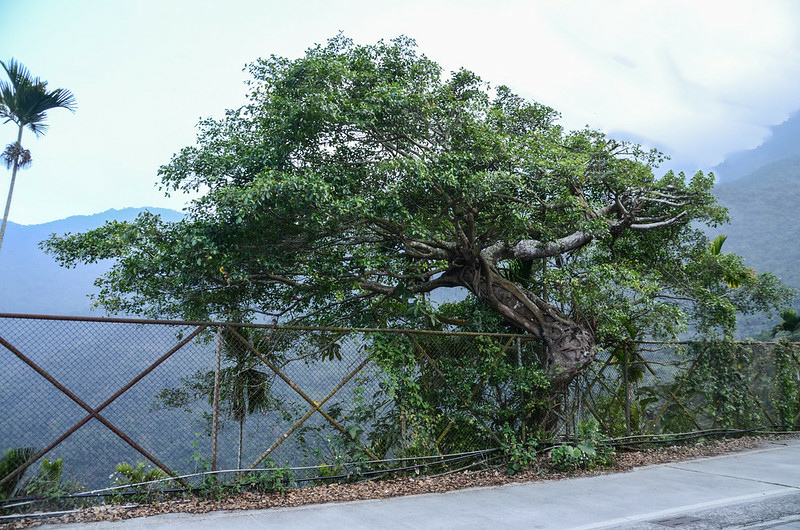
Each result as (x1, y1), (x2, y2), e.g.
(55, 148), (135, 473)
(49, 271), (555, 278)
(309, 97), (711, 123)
(0, 312), (537, 339)
(631, 339), (797, 346)
(2, 313), (796, 345)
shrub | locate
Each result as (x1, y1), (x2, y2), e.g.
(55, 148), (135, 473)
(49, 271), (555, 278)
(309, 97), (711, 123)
(549, 421), (614, 471)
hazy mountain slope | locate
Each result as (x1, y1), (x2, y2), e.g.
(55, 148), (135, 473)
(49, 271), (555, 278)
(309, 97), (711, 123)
(0, 208), (182, 315)
(711, 156), (800, 335)
(713, 111), (800, 183)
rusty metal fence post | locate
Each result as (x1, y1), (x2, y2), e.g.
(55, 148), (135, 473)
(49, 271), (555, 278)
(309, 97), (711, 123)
(623, 348), (631, 437)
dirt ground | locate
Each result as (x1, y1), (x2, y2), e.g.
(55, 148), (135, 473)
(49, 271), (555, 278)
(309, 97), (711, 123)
(2, 434), (795, 529)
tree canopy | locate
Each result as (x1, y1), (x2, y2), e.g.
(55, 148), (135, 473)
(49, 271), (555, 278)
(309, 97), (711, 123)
(44, 36), (792, 379)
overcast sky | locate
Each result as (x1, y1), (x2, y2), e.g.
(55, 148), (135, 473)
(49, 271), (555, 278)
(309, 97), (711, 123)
(2, 0), (800, 225)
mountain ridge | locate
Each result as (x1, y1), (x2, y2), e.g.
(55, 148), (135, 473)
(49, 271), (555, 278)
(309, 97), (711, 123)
(0, 207), (183, 315)
(712, 110), (800, 183)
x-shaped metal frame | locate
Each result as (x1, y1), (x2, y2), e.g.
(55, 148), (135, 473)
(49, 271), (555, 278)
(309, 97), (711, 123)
(221, 326), (380, 470)
(0, 326), (207, 489)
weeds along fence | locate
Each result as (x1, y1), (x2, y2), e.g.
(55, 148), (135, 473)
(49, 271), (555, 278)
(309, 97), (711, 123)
(1, 313), (798, 498)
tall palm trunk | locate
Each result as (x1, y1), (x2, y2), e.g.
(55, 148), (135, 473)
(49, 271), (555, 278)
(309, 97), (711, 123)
(0, 126), (23, 254)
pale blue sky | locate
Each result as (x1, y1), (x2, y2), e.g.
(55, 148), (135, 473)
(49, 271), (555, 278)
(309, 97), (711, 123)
(2, 0), (800, 224)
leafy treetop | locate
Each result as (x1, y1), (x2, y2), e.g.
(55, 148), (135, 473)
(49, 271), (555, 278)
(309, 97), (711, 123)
(44, 36), (792, 378)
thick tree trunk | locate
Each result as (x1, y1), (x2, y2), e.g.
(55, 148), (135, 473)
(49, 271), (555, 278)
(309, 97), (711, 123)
(447, 262), (596, 381)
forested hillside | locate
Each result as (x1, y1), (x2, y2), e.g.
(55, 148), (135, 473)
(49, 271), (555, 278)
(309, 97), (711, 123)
(714, 157), (800, 291)
(707, 111), (800, 336)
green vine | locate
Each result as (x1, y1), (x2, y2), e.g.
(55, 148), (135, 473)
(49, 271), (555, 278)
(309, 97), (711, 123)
(773, 340), (800, 428)
(684, 339), (763, 429)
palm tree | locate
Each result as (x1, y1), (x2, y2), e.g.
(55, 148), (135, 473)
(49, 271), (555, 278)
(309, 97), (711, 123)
(221, 326), (281, 469)
(773, 309), (800, 340)
(0, 58), (76, 254)
(153, 325), (286, 471)
(0, 446), (36, 498)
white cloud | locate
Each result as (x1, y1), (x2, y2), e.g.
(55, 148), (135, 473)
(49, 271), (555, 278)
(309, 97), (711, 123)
(521, 0), (800, 165)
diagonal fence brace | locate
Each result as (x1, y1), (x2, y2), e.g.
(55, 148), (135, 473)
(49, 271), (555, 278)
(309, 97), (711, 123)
(224, 326), (380, 467)
(0, 326), (206, 488)
(246, 356), (373, 470)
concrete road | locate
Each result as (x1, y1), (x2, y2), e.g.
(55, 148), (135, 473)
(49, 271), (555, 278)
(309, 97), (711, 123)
(39, 438), (800, 529)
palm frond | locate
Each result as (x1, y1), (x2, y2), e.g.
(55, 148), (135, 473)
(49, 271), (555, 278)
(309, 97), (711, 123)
(0, 446), (37, 498)
(709, 234), (727, 256)
(776, 309), (800, 334)
(0, 58), (76, 136)
(0, 59), (35, 89)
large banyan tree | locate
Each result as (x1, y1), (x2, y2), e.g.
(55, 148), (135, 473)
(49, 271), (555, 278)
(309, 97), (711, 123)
(45, 36), (790, 381)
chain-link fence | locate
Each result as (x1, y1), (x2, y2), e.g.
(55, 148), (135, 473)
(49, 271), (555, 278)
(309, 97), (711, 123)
(0, 315), (542, 494)
(1, 313), (799, 507)
(566, 339), (800, 439)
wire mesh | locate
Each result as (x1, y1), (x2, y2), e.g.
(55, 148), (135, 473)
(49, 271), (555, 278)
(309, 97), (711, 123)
(1, 313), (798, 502)
(570, 340), (798, 437)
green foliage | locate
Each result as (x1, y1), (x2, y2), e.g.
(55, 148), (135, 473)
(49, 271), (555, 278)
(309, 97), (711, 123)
(708, 234), (727, 257)
(233, 460), (295, 494)
(500, 423), (538, 475)
(773, 310), (800, 340)
(0, 447), (35, 499)
(606, 339), (798, 435)
(549, 444), (583, 471)
(290, 324), (552, 473)
(41, 35), (790, 384)
(772, 340), (800, 428)
(549, 421), (613, 471)
(367, 333), (439, 457)
(681, 340), (768, 429)
(658, 400), (699, 434)
(17, 458), (84, 510)
(110, 456), (294, 503)
(677, 232), (792, 336)
(187, 433), (212, 473)
(295, 397), (376, 482)
(185, 458), (296, 500)
(367, 330), (551, 456)
(112, 461), (168, 485)
(24, 458), (63, 494)
(237, 469), (293, 494)
(586, 379), (650, 438)
(111, 461), (168, 502)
